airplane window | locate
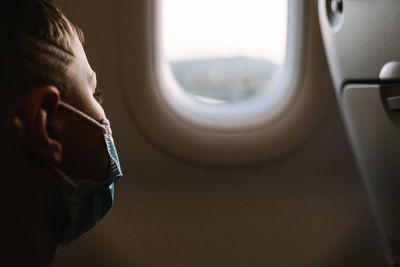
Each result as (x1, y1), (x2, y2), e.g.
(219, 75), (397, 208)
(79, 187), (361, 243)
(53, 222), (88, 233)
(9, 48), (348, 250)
(154, 0), (304, 131)
(160, 0), (288, 105)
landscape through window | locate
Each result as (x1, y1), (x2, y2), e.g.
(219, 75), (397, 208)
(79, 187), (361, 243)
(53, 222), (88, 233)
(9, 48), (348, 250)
(161, 0), (288, 104)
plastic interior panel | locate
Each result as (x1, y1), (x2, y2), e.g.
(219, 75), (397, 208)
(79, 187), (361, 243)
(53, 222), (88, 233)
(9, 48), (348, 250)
(342, 84), (400, 265)
(114, 0), (334, 167)
(319, 0), (400, 93)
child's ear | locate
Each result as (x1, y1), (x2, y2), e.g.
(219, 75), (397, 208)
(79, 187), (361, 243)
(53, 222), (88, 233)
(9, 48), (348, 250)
(10, 86), (63, 164)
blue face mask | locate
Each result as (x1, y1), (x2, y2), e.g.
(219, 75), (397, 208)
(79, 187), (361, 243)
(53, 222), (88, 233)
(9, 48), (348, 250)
(54, 101), (123, 245)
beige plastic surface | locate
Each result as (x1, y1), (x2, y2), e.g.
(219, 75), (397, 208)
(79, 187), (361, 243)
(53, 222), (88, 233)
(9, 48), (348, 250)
(342, 84), (400, 265)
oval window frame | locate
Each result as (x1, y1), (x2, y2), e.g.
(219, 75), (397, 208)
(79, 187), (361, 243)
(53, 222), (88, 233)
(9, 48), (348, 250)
(156, 0), (302, 131)
(115, 0), (333, 168)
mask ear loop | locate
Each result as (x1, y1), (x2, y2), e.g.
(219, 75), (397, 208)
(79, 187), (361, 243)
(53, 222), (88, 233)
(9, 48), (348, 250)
(12, 115), (79, 196)
(58, 101), (107, 133)
(52, 167), (79, 201)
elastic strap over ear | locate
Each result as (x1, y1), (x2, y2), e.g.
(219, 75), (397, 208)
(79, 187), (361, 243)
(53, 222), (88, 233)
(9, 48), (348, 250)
(52, 166), (79, 190)
(59, 101), (105, 132)
(13, 115), (77, 191)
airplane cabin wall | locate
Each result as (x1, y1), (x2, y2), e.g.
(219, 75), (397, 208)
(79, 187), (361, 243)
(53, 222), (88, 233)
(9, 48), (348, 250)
(52, 0), (387, 266)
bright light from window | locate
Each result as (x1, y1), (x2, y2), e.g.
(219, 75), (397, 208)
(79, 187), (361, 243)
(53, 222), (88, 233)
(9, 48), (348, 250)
(160, 0), (288, 104)
(163, 0), (287, 63)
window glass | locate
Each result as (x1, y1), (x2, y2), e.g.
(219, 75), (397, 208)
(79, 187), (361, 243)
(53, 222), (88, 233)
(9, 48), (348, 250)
(161, 0), (288, 104)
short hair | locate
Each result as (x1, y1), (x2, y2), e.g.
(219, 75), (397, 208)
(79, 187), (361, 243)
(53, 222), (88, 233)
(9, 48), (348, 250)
(0, 0), (83, 118)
